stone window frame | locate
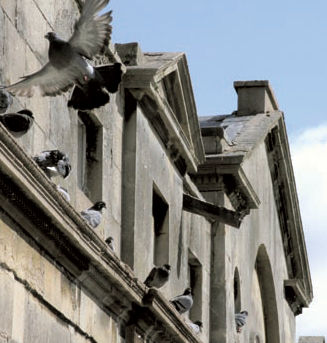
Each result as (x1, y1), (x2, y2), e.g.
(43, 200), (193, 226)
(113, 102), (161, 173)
(77, 111), (103, 202)
(152, 184), (170, 266)
(188, 249), (203, 322)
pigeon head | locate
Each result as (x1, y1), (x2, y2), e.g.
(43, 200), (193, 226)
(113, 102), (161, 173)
(184, 287), (192, 295)
(240, 310), (248, 316)
(45, 32), (59, 42)
(106, 236), (114, 243)
(18, 109), (34, 118)
(92, 201), (107, 211)
(194, 321), (203, 328)
(163, 264), (171, 270)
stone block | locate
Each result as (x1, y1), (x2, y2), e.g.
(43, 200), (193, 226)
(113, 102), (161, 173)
(0, 269), (14, 336)
(299, 337), (325, 343)
(0, 0), (17, 24)
(2, 16), (26, 85)
(16, 0), (51, 64)
(11, 281), (26, 343)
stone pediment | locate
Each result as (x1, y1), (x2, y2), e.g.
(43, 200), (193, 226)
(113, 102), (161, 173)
(197, 81), (313, 313)
(116, 43), (205, 174)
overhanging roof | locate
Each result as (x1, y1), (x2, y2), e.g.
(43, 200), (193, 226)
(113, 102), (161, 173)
(116, 43), (205, 175)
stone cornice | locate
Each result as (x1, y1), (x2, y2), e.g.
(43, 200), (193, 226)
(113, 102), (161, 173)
(129, 85), (200, 174)
(0, 123), (202, 343)
(266, 119), (313, 309)
(119, 45), (205, 174)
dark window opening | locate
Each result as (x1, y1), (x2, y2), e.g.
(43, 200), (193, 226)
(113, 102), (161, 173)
(234, 268), (241, 313)
(152, 186), (169, 266)
(77, 111), (103, 201)
(188, 250), (202, 321)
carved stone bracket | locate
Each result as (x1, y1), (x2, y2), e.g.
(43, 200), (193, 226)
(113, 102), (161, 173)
(284, 279), (310, 316)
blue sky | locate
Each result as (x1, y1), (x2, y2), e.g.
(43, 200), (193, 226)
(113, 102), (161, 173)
(107, 0), (327, 339)
(109, 0), (327, 135)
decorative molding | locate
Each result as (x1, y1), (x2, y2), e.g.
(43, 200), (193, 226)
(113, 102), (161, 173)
(266, 121), (313, 309)
(0, 123), (203, 343)
(284, 279), (310, 316)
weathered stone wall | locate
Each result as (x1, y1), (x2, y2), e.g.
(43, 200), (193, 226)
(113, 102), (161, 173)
(0, 0), (124, 341)
(0, 1), (212, 342)
(122, 104), (212, 341)
(224, 141), (295, 342)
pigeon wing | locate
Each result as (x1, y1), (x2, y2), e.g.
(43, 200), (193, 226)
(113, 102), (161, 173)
(6, 63), (75, 97)
(144, 267), (157, 286)
(171, 295), (193, 313)
(235, 313), (247, 327)
(69, 0), (112, 59)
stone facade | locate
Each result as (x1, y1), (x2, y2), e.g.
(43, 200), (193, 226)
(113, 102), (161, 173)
(0, 1), (316, 343)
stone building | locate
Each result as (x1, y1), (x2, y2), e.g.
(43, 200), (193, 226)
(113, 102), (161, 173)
(0, 0), (316, 342)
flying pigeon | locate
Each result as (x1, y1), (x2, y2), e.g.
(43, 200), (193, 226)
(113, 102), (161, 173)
(235, 310), (248, 333)
(5, 0), (122, 109)
(105, 236), (115, 251)
(144, 264), (171, 289)
(67, 62), (123, 110)
(170, 287), (193, 314)
(0, 109), (34, 136)
(81, 201), (106, 228)
(188, 320), (203, 335)
(56, 185), (71, 202)
(33, 150), (71, 179)
(0, 89), (13, 114)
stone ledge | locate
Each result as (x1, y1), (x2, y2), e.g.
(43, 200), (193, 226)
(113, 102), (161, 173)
(0, 123), (203, 343)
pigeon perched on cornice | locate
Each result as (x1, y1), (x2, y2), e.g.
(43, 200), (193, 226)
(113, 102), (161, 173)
(144, 264), (171, 289)
(188, 320), (203, 334)
(81, 201), (106, 228)
(0, 109), (34, 136)
(0, 89), (13, 114)
(105, 236), (115, 251)
(235, 310), (248, 333)
(5, 0), (122, 109)
(170, 287), (193, 314)
(33, 150), (71, 179)
(56, 185), (71, 202)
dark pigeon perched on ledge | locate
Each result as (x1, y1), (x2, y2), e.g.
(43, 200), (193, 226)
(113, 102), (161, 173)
(5, 0), (120, 110)
(0, 109), (34, 137)
(105, 236), (115, 251)
(0, 89), (13, 114)
(170, 287), (193, 314)
(81, 201), (106, 228)
(144, 264), (171, 289)
(33, 150), (71, 179)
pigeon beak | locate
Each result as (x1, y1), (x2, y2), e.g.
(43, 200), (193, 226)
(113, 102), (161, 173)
(44, 33), (49, 40)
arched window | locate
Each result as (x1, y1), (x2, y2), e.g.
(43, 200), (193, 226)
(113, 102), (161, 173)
(255, 244), (280, 343)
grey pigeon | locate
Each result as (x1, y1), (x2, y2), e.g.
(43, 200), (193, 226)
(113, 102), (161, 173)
(105, 236), (114, 251)
(0, 109), (34, 136)
(56, 185), (70, 202)
(235, 310), (248, 333)
(170, 287), (193, 314)
(81, 201), (106, 228)
(33, 150), (71, 179)
(5, 0), (121, 109)
(0, 89), (13, 114)
(144, 264), (171, 288)
(188, 320), (203, 334)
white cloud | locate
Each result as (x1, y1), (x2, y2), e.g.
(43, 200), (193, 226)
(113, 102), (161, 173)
(290, 125), (327, 339)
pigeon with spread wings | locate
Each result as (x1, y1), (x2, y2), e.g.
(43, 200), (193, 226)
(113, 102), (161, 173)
(5, 0), (122, 110)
